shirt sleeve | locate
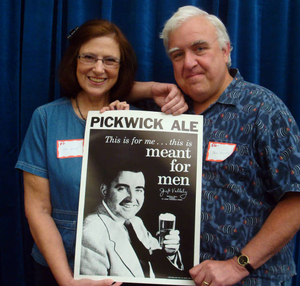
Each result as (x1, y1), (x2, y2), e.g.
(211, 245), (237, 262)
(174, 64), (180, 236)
(255, 99), (300, 201)
(15, 108), (48, 178)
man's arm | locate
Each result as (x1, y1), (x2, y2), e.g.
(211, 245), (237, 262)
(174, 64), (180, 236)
(189, 192), (300, 286)
(128, 81), (188, 115)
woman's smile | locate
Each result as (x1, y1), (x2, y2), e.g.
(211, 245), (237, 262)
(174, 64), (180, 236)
(88, 76), (106, 84)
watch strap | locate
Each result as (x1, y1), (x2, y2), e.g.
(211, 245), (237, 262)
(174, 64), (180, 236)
(236, 252), (255, 273)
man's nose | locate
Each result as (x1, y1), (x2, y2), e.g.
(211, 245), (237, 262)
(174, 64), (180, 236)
(183, 51), (197, 69)
(127, 189), (137, 201)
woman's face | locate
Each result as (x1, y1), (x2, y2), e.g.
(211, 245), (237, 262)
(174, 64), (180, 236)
(76, 36), (120, 99)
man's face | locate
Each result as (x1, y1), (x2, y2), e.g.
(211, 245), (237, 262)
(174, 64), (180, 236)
(104, 171), (145, 220)
(168, 16), (231, 112)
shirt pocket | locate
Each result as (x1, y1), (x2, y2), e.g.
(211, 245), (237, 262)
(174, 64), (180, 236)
(203, 141), (255, 191)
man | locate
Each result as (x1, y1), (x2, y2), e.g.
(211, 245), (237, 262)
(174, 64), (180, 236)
(80, 165), (184, 278)
(131, 5), (300, 286)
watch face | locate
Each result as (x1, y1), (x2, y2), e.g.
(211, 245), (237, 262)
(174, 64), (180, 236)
(239, 255), (248, 265)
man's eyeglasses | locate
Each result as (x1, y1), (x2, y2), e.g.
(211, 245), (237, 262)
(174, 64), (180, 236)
(78, 54), (120, 68)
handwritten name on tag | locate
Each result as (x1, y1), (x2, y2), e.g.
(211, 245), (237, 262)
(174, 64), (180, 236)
(206, 141), (236, 162)
(57, 139), (84, 159)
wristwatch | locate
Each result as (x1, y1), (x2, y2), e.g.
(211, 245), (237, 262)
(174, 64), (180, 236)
(236, 252), (254, 273)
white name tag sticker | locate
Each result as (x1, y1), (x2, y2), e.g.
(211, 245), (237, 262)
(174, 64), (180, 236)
(206, 141), (236, 162)
(57, 139), (84, 159)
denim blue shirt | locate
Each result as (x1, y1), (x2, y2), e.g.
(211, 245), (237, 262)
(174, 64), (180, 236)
(16, 97), (85, 268)
(185, 69), (299, 284)
(16, 97), (140, 269)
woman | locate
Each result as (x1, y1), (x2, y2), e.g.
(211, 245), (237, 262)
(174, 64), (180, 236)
(16, 19), (186, 286)
(16, 19), (138, 286)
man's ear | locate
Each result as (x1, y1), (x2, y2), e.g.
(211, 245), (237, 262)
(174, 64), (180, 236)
(222, 42), (231, 62)
(100, 184), (107, 196)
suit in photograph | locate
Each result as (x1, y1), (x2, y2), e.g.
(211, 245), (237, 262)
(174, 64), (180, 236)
(80, 204), (160, 277)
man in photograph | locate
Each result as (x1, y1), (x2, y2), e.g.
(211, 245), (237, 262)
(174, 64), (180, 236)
(80, 163), (184, 278)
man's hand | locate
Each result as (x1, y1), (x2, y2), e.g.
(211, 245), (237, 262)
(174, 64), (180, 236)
(189, 259), (249, 286)
(100, 100), (129, 113)
(151, 83), (188, 115)
(162, 229), (180, 255)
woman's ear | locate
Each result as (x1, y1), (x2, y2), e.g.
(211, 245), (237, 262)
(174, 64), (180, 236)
(100, 184), (107, 196)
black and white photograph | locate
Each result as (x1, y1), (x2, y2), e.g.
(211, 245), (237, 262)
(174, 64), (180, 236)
(74, 110), (203, 285)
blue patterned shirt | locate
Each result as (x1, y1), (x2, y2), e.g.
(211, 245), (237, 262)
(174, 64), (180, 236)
(184, 69), (299, 285)
(140, 69), (299, 285)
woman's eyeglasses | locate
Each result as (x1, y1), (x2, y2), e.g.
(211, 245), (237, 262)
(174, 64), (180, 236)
(78, 54), (120, 68)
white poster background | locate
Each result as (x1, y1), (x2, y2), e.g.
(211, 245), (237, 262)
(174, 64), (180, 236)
(74, 110), (203, 285)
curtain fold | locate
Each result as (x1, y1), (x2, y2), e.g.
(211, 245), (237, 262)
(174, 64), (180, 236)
(1, 1), (299, 285)
(0, 1), (25, 285)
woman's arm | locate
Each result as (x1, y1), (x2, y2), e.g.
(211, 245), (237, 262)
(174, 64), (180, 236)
(23, 171), (120, 286)
(128, 81), (188, 115)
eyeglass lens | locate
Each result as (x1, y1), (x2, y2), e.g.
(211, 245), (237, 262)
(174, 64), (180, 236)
(79, 54), (120, 67)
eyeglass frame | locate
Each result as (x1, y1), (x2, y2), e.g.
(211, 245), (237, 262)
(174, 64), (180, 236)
(78, 53), (121, 68)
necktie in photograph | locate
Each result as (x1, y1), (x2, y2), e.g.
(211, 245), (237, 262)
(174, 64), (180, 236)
(124, 220), (150, 277)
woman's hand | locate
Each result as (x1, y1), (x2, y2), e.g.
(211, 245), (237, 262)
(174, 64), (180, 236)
(100, 100), (129, 113)
(151, 83), (188, 115)
(128, 81), (188, 115)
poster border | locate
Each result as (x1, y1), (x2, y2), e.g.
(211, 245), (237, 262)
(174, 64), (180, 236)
(74, 110), (203, 285)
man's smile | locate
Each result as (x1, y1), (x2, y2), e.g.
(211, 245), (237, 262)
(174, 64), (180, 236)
(119, 198), (138, 208)
(185, 71), (205, 80)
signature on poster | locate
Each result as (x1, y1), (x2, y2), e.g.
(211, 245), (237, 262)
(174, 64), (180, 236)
(159, 187), (188, 201)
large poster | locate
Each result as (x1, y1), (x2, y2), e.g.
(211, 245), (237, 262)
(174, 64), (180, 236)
(74, 110), (203, 285)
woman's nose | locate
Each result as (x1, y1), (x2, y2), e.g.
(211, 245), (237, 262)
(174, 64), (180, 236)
(93, 59), (105, 73)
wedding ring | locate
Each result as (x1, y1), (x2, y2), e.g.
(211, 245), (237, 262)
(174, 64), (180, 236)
(203, 282), (210, 286)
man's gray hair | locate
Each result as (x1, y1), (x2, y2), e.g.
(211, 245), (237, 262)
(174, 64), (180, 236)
(160, 5), (232, 67)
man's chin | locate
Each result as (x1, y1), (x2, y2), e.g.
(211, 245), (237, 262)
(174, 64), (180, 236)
(119, 207), (139, 219)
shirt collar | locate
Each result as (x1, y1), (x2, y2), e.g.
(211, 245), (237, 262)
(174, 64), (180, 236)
(216, 68), (244, 106)
(102, 200), (126, 224)
(185, 68), (244, 114)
